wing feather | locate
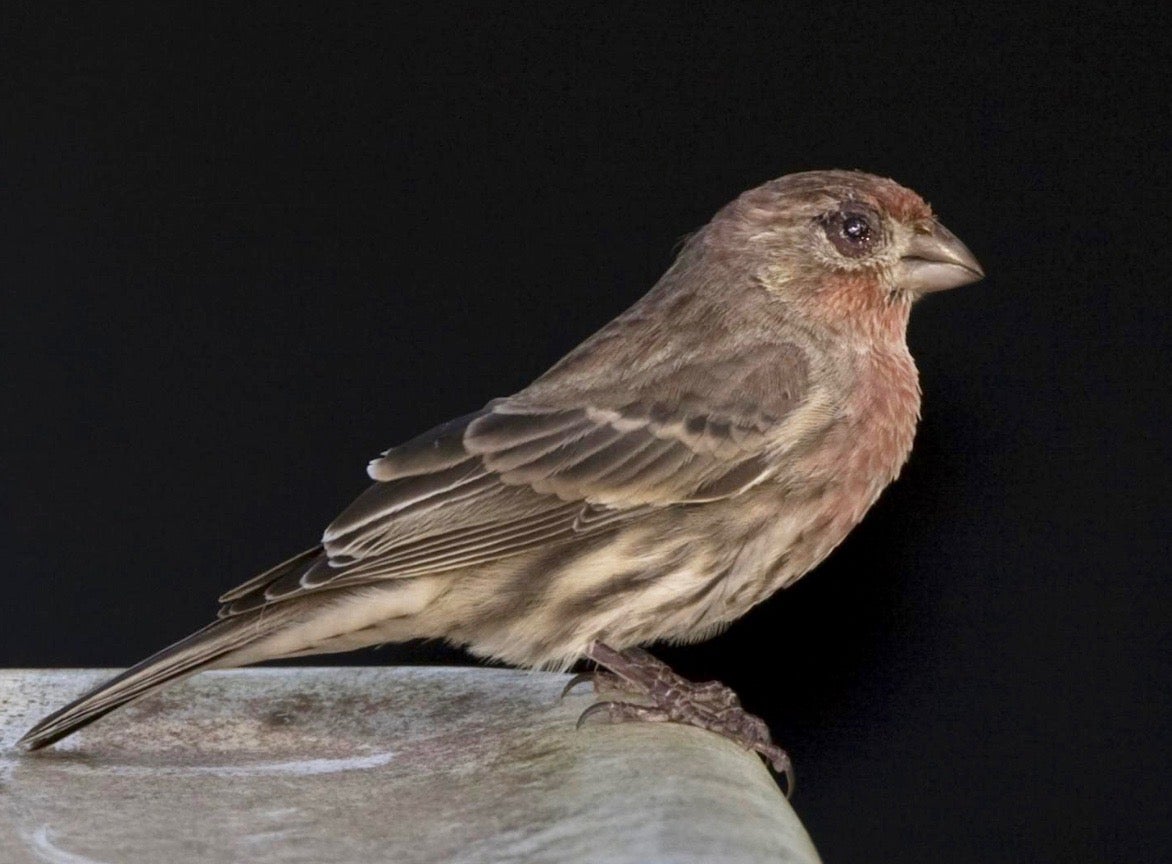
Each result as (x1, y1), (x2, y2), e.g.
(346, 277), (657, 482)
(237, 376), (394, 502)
(218, 346), (814, 616)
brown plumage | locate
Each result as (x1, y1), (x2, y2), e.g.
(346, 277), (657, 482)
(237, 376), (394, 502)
(20, 170), (982, 769)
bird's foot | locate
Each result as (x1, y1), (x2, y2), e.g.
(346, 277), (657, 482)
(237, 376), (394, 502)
(560, 669), (631, 699)
(572, 641), (794, 795)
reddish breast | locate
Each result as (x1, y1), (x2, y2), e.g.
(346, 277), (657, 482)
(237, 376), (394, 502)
(841, 345), (921, 518)
(793, 342), (921, 533)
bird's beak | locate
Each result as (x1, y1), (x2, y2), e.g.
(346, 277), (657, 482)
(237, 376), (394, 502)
(896, 220), (984, 293)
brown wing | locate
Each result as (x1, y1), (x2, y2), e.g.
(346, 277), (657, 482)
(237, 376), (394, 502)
(217, 347), (815, 616)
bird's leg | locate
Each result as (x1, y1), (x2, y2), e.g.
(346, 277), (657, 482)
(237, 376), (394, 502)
(572, 641), (794, 795)
(562, 645), (671, 696)
(561, 645), (674, 698)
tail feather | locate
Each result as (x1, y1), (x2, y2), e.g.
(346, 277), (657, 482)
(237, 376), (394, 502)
(18, 607), (297, 751)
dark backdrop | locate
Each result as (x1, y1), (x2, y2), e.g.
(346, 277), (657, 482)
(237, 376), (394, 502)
(4, 5), (1167, 862)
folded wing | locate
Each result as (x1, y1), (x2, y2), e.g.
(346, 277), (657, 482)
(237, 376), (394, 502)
(218, 350), (815, 616)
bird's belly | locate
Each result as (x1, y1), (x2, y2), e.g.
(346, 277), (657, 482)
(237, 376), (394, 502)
(299, 479), (901, 673)
(434, 474), (893, 669)
(634, 489), (863, 645)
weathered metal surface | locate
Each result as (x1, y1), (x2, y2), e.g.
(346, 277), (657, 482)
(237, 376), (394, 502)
(0, 667), (820, 863)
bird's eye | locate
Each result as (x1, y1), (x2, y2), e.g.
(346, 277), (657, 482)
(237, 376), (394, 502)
(823, 209), (879, 258)
(843, 215), (870, 241)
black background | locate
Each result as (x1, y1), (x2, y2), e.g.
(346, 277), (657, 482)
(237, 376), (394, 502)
(4, 5), (1168, 862)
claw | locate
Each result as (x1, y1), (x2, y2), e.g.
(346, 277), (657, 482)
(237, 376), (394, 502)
(766, 749), (796, 799)
(577, 700), (670, 729)
(575, 700), (617, 729)
(579, 641), (796, 796)
(561, 672), (598, 700)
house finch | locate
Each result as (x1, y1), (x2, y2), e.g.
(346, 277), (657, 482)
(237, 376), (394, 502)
(20, 170), (982, 789)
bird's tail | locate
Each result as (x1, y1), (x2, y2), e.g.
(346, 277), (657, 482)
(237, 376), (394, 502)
(17, 606), (299, 751)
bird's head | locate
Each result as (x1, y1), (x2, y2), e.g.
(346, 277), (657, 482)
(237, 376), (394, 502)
(705, 170), (983, 339)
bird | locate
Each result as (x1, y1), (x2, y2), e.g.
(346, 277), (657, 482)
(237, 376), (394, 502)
(20, 170), (982, 789)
